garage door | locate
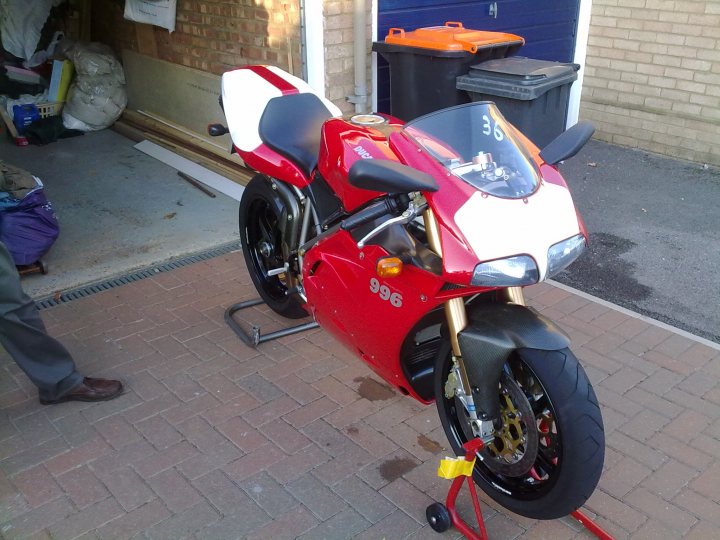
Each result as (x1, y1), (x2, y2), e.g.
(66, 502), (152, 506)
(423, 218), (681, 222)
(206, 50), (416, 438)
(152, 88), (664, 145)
(376, 0), (581, 113)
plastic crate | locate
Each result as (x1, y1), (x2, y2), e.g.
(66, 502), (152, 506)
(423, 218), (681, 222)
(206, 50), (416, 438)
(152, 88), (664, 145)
(36, 101), (63, 118)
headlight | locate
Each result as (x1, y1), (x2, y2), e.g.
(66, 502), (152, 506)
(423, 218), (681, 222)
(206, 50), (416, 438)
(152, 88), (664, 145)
(547, 234), (586, 277)
(470, 255), (539, 287)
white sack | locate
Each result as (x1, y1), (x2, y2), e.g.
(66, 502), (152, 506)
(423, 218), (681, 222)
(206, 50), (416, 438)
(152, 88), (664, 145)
(0, 0), (63, 60)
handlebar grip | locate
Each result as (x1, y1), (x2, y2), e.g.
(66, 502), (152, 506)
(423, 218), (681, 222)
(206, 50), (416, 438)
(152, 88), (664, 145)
(341, 199), (396, 231)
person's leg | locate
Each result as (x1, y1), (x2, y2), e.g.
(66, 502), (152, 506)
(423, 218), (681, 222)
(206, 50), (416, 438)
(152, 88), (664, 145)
(0, 242), (83, 401)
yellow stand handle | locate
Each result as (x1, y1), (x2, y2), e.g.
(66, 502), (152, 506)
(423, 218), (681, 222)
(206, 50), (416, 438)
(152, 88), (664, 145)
(437, 456), (476, 479)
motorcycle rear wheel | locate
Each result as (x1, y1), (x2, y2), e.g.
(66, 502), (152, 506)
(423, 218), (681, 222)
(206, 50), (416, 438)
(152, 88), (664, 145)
(435, 345), (604, 520)
(239, 175), (307, 319)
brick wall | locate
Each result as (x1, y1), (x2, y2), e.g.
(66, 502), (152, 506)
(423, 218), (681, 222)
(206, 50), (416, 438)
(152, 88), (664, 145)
(323, 0), (373, 114)
(93, 0), (302, 77)
(580, 0), (720, 166)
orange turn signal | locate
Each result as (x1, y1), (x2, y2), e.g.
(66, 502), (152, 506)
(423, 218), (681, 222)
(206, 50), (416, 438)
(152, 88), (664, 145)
(376, 257), (403, 277)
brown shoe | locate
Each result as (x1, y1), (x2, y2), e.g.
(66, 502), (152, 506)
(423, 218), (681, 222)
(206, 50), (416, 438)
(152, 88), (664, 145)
(40, 377), (124, 405)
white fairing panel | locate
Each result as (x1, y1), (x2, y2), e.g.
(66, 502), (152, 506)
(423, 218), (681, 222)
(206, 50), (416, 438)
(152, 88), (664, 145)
(454, 182), (581, 281)
(221, 66), (342, 152)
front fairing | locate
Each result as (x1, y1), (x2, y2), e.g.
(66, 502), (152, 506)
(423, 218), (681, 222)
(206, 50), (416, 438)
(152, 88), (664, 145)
(396, 102), (584, 284)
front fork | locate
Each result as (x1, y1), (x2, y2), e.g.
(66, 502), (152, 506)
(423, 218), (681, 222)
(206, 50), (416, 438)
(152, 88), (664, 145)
(423, 208), (525, 443)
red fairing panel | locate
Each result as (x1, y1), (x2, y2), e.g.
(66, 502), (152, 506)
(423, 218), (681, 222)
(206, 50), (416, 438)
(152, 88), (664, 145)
(318, 118), (403, 212)
(237, 143), (312, 187)
(302, 230), (448, 401)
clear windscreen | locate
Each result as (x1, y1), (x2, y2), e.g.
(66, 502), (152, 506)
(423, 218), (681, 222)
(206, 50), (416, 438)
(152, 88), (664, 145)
(403, 102), (540, 199)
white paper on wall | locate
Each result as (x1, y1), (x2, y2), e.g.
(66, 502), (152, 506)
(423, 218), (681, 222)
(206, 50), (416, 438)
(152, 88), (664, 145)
(123, 0), (177, 32)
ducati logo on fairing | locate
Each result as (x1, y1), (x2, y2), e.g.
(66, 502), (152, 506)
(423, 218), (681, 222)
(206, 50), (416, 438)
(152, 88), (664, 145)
(353, 145), (373, 159)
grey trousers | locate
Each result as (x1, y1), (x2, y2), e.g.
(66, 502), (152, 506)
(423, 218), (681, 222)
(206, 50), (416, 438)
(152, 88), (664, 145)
(0, 241), (82, 401)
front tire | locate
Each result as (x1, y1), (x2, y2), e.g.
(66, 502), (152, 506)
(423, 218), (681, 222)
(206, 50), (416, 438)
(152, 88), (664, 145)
(435, 345), (604, 520)
(239, 175), (307, 319)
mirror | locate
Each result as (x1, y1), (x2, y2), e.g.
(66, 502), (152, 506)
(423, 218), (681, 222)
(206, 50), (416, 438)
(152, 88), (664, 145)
(539, 121), (595, 165)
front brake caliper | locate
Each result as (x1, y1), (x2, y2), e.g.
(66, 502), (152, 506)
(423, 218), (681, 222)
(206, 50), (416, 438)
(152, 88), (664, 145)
(446, 357), (495, 443)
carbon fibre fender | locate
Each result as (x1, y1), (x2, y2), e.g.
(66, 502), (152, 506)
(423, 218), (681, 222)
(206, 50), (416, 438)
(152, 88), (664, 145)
(457, 302), (570, 420)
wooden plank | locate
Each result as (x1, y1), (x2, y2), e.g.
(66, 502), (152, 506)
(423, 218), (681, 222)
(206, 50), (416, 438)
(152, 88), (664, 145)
(122, 49), (230, 147)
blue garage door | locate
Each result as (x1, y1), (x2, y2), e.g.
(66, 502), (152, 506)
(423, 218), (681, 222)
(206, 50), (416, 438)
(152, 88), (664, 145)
(377, 0), (580, 113)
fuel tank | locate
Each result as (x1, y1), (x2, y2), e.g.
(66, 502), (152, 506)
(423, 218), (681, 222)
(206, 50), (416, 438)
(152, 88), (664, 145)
(317, 114), (405, 212)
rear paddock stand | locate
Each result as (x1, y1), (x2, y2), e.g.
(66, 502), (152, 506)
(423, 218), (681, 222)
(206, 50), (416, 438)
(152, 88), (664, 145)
(224, 298), (319, 348)
(427, 439), (614, 540)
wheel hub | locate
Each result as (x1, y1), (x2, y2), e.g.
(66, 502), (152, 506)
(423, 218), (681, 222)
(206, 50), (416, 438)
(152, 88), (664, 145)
(258, 241), (274, 258)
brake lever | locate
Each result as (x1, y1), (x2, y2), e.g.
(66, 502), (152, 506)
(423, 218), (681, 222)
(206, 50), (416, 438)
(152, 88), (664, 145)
(356, 200), (426, 249)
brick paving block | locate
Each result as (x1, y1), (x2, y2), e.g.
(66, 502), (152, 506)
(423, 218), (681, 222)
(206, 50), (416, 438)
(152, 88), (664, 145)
(162, 373), (207, 402)
(332, 474), (395, 523)
(135, 414), (182, 450)
(44, 437), (113, 476)
(640, 458), (700, 500)
(217, 416), (268, 453)
(176, 440), (243, 480)
(654, 333), (695, 358)
(0, 436), (70, 476)
(171, 321), (220, 343)
(380, 476), (440, 525)
(48, 498), (124, 540)
(148, 354), (203, 382)
(623, 487), (697, 534)
(283, 397), (339, 428)
(80, 391), (144, 425)
(354, 508), (421, 540)
(2, 496), (74, 538)
(600, 366), (648, 395)
(265, 443), (331, 484)
(259, 418), (313, 454)
(312, 375), (359, 407)
(94, 414), (142, 450)
(200, 392), (260, 425)
(237, 373), (284, 403)
(273, 373), (323, 405)
(96, 498), (170, 539)
(624, 387), (683, 419)
(287, 472), (346, 520)
(637, 367), (684, 397)
(175, 415), (228, 451)
(584, 330), (629, 356)
(585, 488), (647, 533)
(357, 448), (420, 491)
(132, 440), (197, 478)
(146, 468), (202, 513)
(685, 521), (720, 540)
(642, 350), (694, 376)
(222, 443), (286, 483)
(239, 471), (299, 518)
(89, 440), (156, 474)
(323, 397), (382, 430)
(664, 387), (720, 418)
(600, 456), (653, 499)
(594, 386), (644, 418)
(344, 421), (400, 458)
(14, 411), (59, 447)
(192, 469), (254, 517)
(95, 464), (155, 511)
(218, 355), (268, 382)
(246, 504), (318, 540)
(256, 339), (296, 363)
(688, 461), (720, 502)
(146, 501), (221, 540)
(162, 392), (222, 426)
(297, 507), (371, 540)
(617, 409), (670, 442)
(630, 518), (680, 540)
(678, 370), (718, 397)
(312, 441), (375, 487)
(663, 409), (712, 442)
(114, 334), (156, 362)
(123, 392), (182, 425)
(126, 371), (166, 402)
(183, 335), (226, 362)
(646, 432), (713, 471)
(403, 405), (442, 435)
(575, 347), (623, 375)
(56, 465), (110, 509)
(244, 395), (300, 427)
(192, 362), (244, 395)
(385, 422), (444, 462)
(673, 488), (720, 527)
(296, 355), (348, 384)
(11, 465), (62, 507)
(523, 518), (580, 539)
(195, 505), (271, 540)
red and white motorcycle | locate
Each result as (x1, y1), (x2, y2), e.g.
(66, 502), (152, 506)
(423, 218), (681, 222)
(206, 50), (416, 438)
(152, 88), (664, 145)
(210, 65), (604, 519)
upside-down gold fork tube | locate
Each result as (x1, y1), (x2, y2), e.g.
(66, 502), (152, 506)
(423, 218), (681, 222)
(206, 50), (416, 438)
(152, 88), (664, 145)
(423, 208), (468, 358)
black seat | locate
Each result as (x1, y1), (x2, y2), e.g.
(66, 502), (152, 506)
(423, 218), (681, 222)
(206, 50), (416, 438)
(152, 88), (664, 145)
(258, 93), (333, 177)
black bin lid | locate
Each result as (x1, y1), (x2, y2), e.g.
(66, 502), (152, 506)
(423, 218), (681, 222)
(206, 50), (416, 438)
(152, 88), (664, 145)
(457, 56), (580, 100)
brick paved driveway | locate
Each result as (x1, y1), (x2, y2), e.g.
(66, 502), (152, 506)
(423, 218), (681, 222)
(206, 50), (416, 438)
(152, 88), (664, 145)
(1, 251), (718, 539)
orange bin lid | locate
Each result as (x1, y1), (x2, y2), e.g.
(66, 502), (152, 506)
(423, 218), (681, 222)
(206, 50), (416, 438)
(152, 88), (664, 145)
(383, 21), (524, 53)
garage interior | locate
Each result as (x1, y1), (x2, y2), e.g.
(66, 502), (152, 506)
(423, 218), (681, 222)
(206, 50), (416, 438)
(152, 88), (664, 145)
(0, 0), (258, 299)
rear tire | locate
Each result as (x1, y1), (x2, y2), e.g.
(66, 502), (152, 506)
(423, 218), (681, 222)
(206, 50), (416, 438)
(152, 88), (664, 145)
(435, 345), (604, 520)
(239, 175), (307, 319)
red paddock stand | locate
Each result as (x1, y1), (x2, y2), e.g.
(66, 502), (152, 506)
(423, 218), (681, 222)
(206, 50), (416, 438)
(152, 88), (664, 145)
(426, 439), (614, 540)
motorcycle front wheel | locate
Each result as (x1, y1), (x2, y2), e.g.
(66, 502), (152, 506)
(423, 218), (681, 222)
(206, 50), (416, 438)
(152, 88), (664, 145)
(239, 175), (307, 319)
(435, 345), (604, 519)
